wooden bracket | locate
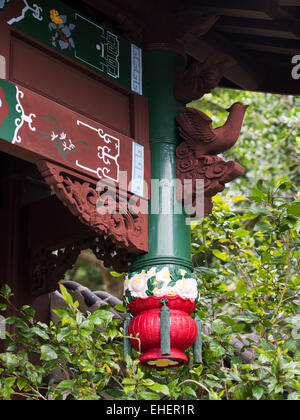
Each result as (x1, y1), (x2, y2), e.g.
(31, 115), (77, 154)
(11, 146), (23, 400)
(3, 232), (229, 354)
(31, 160), (148, 293)
(30, 236), (130, 295)
(36, 160), (148, 254)
(176, 104), (247, 216)
(174, 56), (234, 103)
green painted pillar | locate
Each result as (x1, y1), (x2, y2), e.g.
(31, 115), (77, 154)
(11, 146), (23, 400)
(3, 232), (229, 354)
(131, 49), (193, 273)
(124, 27), (201, 369)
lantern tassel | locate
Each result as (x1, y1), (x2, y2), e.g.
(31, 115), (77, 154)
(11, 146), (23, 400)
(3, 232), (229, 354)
(123, 311), (133, 362)
(193, 312), (202, 364)
(160, 298), (171, 356)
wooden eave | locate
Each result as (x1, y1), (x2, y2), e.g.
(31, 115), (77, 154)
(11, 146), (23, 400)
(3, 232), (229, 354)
(65, 0), (300, 95)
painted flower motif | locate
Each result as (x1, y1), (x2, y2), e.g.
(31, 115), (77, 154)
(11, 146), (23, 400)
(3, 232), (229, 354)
(147, 267), (156, 278)
(164, 287), (176, 297)
(0, 86), (9, 127)
(124, 266), (200, 303)
(37, 115), (87, 159)
(156, 267), (171, 284)
(124, 277), (130, 290)
(174, 278), (198, 300)
(126, 272), (148, 298)
(49, 10), (76, 51)
(151, 285), (173, 298)
(50, 9), (63, 25)
(130, 276), (146, 294)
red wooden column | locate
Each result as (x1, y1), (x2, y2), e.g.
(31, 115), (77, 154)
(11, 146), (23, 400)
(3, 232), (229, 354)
(0, 154), (51, 353)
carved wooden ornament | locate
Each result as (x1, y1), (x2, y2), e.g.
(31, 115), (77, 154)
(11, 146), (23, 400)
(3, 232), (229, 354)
(37, 161), (148, 253)
(0, 79), (149, 263)
(1, 0), (143, 94)
(31, 236), (130, 295)
(174, 56), (234, 104)
(176, 105), (247, 216)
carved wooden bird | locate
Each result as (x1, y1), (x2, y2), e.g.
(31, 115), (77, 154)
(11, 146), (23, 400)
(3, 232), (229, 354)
(176, 102), (248, 157)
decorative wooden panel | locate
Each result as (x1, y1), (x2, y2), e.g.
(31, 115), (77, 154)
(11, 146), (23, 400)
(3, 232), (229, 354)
(1, 0), (143, 94)
(0, 0), (150, 259)
(10, 33), (133, 137)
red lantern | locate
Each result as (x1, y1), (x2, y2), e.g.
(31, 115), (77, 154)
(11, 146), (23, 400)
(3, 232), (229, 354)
(123, 267), (201, 368)
(128, 296), (197, 368)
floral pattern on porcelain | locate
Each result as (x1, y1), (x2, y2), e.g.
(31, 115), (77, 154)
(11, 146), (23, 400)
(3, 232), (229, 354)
(124, 266), (200, 304)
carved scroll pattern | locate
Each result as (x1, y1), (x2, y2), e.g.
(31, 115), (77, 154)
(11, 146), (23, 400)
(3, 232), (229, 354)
(36, 160), (148, 265)
(30, 236), (130, 295)
(176, 141), (245, 217)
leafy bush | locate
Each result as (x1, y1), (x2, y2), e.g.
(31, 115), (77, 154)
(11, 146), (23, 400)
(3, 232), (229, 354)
(0, 183), (299, 401)
(191, 187), (300, 400)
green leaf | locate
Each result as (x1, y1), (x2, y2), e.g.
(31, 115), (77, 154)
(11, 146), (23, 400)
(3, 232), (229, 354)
(251, 187), (266, 201)
(0, 353), (19, 368)
(254, 222), (273, 233)
(110, 271), (124, 277)
(52, 308), (73, 319)
(182, 385), (197, 398)
(148, 383), (170, 396)
(124, 385), (135, 394)
(5, 377), (16, 388)
(141, 379), (155, 386)
(212, 249), (230, 262)
(209, 341), (226, 358)
(17, 377), (27, 391)
(59, 284), (74, 309)
(0, 285), (12, 299)
(31, 327), (50, 340)
(40, 345), (58, 361)
(88, 310), (114, 326)
(211, 319), (225, 335)
(21, 305), (35, 318)
(236, 280), (248, 296)
(76, 311), (83, 325)
(283, 338), (299, 351)
(57, 380), (75, 390)
(287, 392), (300, 401)
(256, 179), (269, 193)
(235, 228), (250, 238)
(285, 315), (300, 328)
(194, 267), (215, 276)
(232, 196), (247, 203)
(138, 391), (160, 400)
(287, 201), (300, 217)
(114, 304), (126, 312)
(252, 385), (265, 400)
(122, 378), (137, 385)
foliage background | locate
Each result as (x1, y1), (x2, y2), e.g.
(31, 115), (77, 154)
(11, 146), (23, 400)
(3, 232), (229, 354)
(0, 88), (299, 400)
